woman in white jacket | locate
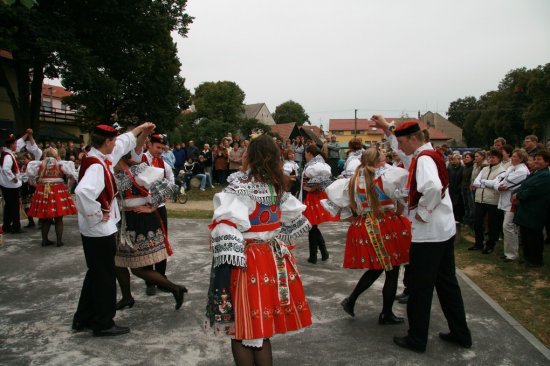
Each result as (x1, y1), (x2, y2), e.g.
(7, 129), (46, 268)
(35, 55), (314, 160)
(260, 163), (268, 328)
(481, 148), (529, 262)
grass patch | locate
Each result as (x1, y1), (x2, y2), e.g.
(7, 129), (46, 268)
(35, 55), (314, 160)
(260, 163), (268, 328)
(167, 209), (213, 219)
(455, 227), (550, 346)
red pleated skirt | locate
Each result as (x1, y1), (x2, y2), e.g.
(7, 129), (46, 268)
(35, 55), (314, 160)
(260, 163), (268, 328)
(230, 242), (312, 340)
(303, 190), (340, 225)
(343, 211), (411, 270)
(28, 183), (77, 219)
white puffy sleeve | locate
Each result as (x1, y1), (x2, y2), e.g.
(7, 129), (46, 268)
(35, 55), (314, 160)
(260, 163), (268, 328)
(26, 161), (41, 185)
(277, 193), (311, 243)
(59, 160), (79, 181)
(209, 192), (252, 268)
(304, 162), (332, 184)
(322, 178), (353, 219)
(380, 167), (409, 201)
(343, 158), (360, 178)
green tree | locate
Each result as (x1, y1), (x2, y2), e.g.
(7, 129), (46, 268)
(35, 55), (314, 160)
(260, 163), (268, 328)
(0, 0), (193, 134)
(193, 81), (245, 124)
(272, 100), (310, 125)
(447, 96), (477, 128)
(524, 63), (550, 137)
(239, 118), (271, 140)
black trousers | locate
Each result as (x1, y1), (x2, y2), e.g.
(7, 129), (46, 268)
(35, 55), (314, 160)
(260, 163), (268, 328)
(1, 186), (21, 232)
(474, 202), (502, 248)
(520, 226), (544, 265)
(74, 234), (117, 331)
(406, 237), (471, 348)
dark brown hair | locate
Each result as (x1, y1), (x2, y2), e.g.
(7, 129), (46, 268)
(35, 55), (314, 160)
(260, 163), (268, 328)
(247, 135), (285, 199)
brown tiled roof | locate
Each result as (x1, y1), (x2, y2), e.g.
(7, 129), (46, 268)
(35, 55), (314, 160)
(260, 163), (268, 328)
(269, 123), (297, 141)
(328, 119), (384, 135)
(0, 50), (13, 60)
(42, 84), (72, 99)
(301, 125), (322, 137)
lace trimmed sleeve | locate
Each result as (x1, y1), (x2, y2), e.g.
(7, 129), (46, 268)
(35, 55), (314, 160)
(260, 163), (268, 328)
(277, 192), (311, 243)
(322, 178), (353, 219)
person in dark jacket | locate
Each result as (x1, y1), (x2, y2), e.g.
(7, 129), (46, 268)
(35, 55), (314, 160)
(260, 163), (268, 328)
(447, 153), (464, 223)
(186, 140), (200, 162)
(461, 152), (475, 228)
(513, 150), (550, 267)
(172, 143), (187, 176)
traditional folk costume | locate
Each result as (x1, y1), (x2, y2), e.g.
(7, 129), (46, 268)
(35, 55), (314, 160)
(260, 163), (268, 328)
(131, 137), (174, 292)
(206, 172), (312, 347)
(114, 163), (177, 268)
(300, 154), (339, 263)
(73, 127), (137, 333)
(392, 121), (471, 352)
(0, 134), (35, 233)
(26, 158), (78, 219)
(283, 159), (300, 196)
(323, 165), (411, 270)
(341, 149), (364, 178)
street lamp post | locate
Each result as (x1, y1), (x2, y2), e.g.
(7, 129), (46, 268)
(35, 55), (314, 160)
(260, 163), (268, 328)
(354, 109), (358, 137)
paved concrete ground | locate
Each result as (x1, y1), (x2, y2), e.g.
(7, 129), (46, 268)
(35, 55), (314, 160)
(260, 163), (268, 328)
(1, 217), (549, 366)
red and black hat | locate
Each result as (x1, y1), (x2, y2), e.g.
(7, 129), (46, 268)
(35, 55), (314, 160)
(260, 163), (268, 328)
(394, 121), (421, 137)
(150, 133), (167, 145)
(5, 134), (17, 145)
(94, 124), (118, 138)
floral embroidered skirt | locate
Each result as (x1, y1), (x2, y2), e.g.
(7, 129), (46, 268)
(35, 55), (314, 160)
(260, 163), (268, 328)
(28, 183), (77, 219)
(230, 242), (312, 340)
(115, 211), (167, 268)
(344, 211), (411, 270)
(303, 190), (340, 225)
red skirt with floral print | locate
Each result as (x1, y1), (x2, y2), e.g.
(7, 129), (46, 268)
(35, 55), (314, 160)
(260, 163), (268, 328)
(303, 190), (340, 225)
(28, 182), (77, 219)
(230, 242), (312, 340)
(344, 211), (411, 270)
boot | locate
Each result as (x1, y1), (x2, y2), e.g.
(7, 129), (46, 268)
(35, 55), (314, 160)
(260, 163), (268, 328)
(307, 231), (317, 264)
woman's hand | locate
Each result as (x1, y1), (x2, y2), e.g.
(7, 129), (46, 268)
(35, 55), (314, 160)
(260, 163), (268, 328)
(133, 205), (155, 214)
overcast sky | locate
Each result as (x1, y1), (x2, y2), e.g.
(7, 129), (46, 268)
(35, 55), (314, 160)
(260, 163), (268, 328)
(175, 0), (550, 128)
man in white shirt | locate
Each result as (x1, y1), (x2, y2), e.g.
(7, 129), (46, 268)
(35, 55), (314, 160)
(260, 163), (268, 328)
(73, 122), (154, 337)
(1, 129), (41, 234)
(390, 121), (471, 353)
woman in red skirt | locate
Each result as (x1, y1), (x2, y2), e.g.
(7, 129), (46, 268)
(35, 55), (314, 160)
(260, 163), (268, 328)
(206, 134), (312, 366)
(301, 144), (339, 263)
(27, 147), (78, 246)
(324, 147), (411, 324)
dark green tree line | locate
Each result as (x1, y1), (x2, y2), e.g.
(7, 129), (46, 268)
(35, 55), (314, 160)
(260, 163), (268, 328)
(447, 64), (550, 147)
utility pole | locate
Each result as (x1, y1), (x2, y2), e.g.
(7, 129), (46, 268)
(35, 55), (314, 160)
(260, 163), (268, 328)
(354, 109), (358, 137)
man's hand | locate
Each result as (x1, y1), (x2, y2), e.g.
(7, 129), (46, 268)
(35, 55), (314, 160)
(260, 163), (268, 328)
(132, 121), (156, 137)
(101, 212), (110, 221)
(26, 128), (33, 135)
(371, 115), (389, 130)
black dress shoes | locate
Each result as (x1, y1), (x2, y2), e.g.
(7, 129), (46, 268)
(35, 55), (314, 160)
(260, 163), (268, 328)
(482, 247), (494, 254)
(72, 319), (90, 332)
(439, 332), (472, 348)
(116, 297), (135, 310)
(41, 239), (55, 247)
(393, 336), (426, 353)
(395, 291), (408, 300)
(173, 286), (188, 310)
(340, 297), (355, 317)
(467, 245), (482, 251)
(93, 324), (130, 337)
(307, 258), (317, 264)
(379, 313), (405, 325)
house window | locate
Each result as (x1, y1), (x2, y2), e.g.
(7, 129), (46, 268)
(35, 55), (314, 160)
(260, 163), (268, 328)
(42, 100), (52, 112)
(332, 130), (344, 135)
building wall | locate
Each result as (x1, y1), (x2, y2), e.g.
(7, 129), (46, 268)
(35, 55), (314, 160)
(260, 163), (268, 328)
(257, 104), (275, 126)
(331, 130), (383, 145)
(421, 112), (463, 145)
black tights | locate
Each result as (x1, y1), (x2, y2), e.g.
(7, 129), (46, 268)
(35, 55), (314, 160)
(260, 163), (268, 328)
(231, 339), (272, 366)
(40, 217), (63, 244)
(115, 266), (179, 300)
(348, 266), (400, 316)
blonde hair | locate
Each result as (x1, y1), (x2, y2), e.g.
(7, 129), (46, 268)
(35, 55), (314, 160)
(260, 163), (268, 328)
(348, 147), (381, 215)
(44, 147), (58, 159)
